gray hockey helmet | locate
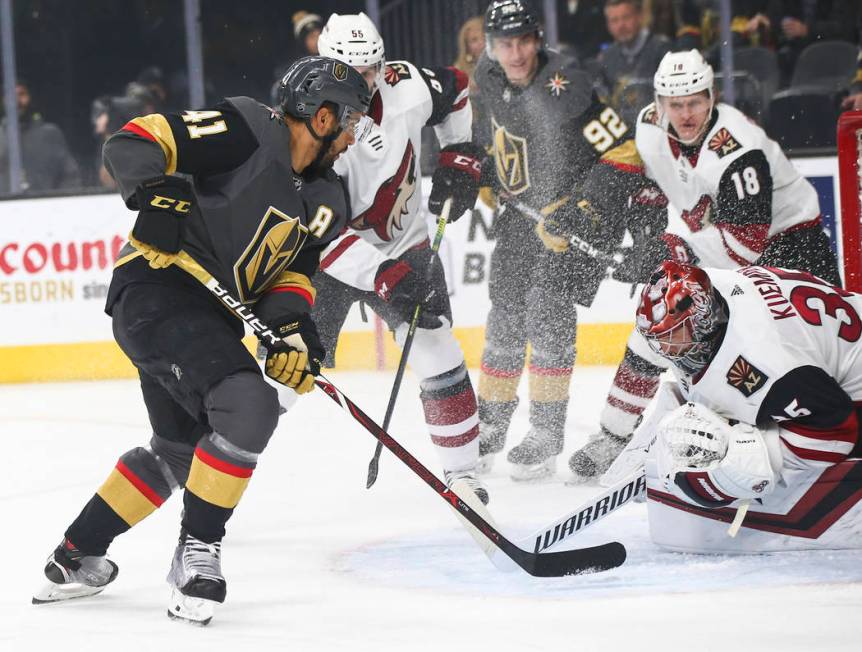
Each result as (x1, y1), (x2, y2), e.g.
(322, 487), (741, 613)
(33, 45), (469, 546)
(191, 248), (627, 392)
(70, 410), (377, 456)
(276, 55), (371, 130)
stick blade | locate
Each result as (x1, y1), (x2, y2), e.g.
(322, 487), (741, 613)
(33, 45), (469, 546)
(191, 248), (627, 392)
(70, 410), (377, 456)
(366, 457), (380, 489)
(525, 542), (627, 577)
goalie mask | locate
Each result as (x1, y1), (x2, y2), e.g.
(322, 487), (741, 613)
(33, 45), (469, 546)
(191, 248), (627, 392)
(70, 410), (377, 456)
(636, 261), (727, 376)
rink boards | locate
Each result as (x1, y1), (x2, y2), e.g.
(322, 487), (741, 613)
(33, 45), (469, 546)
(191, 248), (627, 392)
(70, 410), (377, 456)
(0, 161), (844, 383)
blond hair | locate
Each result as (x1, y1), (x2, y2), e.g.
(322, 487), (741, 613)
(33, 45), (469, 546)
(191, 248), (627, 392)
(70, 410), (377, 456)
(453, 16), (485, 77)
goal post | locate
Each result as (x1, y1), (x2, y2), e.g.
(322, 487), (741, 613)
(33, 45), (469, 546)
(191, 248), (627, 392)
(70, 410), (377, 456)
(837, 110), (862, 292)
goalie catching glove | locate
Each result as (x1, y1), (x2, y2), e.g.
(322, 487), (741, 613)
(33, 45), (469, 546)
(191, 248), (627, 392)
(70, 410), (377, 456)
(428, 142), (484, 221)
(655, 401), (783, 508)
(128, 175), (194, 269)
(261, 312), (325, 394)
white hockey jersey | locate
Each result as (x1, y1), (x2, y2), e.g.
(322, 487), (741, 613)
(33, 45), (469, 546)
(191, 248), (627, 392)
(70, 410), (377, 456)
(677, 266), (862, 463)
(635, 103), (821, 268)
(319, 61), (471, 290)
(645, 265), (862, 552)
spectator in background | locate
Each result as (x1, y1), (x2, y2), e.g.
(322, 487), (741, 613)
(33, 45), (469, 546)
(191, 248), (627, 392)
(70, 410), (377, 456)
(91, 87), (155, 189)
(293, 11), (323, 56)
(0, 80), (80, 195)
(454, 15), (486, 93)
(768, 0), (859, 86)
(557, 0), (609, 64)
(644, 0), (704, 50)
(135, 66), (173, 113)
(597, 0), (670, 126)
(270, 11), (324, 106)
(454, 15), (489, 202)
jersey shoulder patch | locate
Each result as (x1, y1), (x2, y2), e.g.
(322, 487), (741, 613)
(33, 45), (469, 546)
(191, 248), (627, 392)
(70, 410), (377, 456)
(708, 127), (742, 159)
(384, 61), (412, 87)
(640, 103), (659, 125)
(726, 355), (769, 397)
(544, 70), (572, 97)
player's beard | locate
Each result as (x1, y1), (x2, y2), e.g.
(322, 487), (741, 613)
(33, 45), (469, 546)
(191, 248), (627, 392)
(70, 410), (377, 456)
(304, 129), (341, 178)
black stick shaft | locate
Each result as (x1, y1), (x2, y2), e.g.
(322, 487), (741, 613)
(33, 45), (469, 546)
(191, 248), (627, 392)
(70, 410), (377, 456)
(365, 199), (452, 489)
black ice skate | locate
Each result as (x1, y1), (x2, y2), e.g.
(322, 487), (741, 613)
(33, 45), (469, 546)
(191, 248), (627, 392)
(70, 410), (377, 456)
(567, 427), (632, 484)
(166, 529), (226, 626)
(445, 468), (490, 505)
(506, 427), (563, 481)
(32, 538), (118, 604)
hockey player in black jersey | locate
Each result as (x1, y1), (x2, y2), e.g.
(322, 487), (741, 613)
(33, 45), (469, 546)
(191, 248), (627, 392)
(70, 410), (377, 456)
(32, 56), (370, 625)
(474, 0), (645, 480)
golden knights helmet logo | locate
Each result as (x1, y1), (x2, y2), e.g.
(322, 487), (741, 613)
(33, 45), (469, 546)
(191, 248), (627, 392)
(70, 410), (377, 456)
(492, 117), (530, 195)
(234, 206), (308, 302)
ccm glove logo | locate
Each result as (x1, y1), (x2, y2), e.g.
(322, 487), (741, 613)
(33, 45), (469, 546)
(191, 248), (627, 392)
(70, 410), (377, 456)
(149, 195), (192, 213)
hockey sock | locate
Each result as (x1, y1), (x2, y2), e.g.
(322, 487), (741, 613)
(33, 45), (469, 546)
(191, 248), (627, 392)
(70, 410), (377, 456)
(65, 445), (178, 555)
(478, 359), (521, 421)
(182, 434), (257, 543)
(600, 347), (663, 437)
(420, 363), (480, 472)
(527, 347), (573, 436)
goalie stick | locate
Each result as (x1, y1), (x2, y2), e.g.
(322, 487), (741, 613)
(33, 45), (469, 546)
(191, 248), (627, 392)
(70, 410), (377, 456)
(168, 251), (627, 577)
(516, 470), (646, 554)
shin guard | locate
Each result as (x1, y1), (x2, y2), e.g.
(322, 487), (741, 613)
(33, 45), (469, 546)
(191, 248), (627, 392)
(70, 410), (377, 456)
(420, 363), (480, 472)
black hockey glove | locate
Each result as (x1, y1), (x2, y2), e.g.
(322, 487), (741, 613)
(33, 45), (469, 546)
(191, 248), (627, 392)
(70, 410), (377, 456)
(611, 183), (671, 284)
(262, 312), (325, 395)
(131, 175), (194, 254)
(374, 257), (444, 329)
(428, 143), (484, 221)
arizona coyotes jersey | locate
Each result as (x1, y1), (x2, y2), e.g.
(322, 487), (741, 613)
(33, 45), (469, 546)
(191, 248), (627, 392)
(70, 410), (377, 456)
(103, 96), (347, 321)
(635, 103), (821, 268)
(320, 61), (471, 290)
(677, 266), (862, 467)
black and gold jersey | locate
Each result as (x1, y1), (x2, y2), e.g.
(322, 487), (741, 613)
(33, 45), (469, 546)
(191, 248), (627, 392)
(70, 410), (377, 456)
(104, 96), (348, 323)
(474, 50), (641, 219)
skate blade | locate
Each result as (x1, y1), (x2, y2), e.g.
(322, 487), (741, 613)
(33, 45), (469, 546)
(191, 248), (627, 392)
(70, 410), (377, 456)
(32, 581), (106, 604)
(475, 454), (495, 475)
(564, 472), (600, 487)
(167, 588), (217, 626)
(509, 457), (557, 482)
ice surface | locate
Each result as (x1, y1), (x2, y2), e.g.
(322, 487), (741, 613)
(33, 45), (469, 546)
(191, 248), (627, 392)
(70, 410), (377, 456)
(2, 368), (860, 651)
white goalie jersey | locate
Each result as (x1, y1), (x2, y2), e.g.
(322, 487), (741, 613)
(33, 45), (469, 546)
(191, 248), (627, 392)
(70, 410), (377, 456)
(319, 61), (472, 290)
(639, 266), (862, 553)
(635, 102), (821, 268)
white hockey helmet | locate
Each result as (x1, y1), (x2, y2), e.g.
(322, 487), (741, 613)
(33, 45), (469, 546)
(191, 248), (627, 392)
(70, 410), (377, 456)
(653, 49), (714, 99)
(318, 13), (385, 69)
(653, 50), (715, 144)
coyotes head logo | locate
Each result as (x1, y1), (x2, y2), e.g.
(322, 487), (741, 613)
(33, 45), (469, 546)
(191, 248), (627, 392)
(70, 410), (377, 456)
(350, 141), (416, 241)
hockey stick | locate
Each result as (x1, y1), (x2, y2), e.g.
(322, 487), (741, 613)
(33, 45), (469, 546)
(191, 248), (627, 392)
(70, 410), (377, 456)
(170, 252), (627, 577)
(366, 198), (452, 489)
(509, 199), (620, 266)
(317, 377), (627, 576)
(516, 470), (646, 554)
